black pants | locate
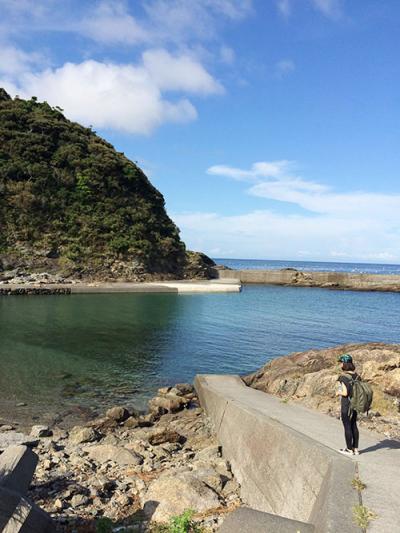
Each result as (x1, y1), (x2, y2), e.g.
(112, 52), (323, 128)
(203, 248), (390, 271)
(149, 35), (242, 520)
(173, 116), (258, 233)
(341, 410), (359, 449)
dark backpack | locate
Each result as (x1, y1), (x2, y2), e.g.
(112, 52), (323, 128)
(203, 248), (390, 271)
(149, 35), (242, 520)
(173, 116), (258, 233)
(346, 373), (373, 414)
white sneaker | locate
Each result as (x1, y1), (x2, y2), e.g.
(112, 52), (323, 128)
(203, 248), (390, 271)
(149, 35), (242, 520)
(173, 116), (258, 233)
(339, 448), (354, 456)
(353, 449), (360, 455)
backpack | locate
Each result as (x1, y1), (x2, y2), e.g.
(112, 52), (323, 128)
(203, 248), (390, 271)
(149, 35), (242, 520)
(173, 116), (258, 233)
(346, 373), (373, 414)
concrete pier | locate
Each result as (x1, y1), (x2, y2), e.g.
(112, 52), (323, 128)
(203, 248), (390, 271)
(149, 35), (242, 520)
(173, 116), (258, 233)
(195, 374), (400, 533)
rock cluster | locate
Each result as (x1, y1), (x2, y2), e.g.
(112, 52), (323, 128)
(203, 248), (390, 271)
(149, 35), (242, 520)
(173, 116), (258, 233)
(245, 342), (400, 439)
(18, 385), (241, 531)
(0, 270), (73, 285)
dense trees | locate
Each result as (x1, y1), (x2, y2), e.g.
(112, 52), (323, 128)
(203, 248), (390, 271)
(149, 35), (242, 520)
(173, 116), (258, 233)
(0, 89), (188, 279)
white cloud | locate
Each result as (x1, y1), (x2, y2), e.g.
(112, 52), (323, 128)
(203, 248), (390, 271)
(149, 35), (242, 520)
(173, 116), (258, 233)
(276, 0), (342, 19)
(80, 1), (149, 45)
(219, 46), (235, 65)
(174, 160), (400, 262)
(277, 0), (291, 18)
(310, 0), (342, 18)
(208, 160), (292, 181)
(4, 59), (200, 134)
(142, 49), (224, 94)
(142, 0), (252, 44)
(275, 59), (295, 78)
(0, 45), (45, 76)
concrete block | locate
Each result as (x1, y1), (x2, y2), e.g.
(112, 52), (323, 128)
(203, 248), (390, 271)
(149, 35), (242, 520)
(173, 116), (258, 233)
(219, 507), (315, 533)
(0, 445), (38, 495)
(0, 486), (55, 533)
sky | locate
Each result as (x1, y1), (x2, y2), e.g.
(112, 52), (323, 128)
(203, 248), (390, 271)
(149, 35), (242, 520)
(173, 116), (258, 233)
(1, 0), (400, 263)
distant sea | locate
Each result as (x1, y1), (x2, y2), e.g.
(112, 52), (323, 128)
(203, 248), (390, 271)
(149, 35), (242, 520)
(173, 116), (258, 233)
(213, 258), (400, 275)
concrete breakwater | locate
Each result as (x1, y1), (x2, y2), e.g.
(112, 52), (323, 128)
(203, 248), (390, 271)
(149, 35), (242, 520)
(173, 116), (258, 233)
(0, 280), (241, 295)
(217, 268), (400, 292)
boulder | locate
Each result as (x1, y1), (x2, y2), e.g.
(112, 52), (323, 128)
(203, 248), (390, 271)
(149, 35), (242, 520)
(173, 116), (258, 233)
(148, 394), (189, 415)
(124, 416), (139, 429)
(148, 429), (185, 446)
(30, 426), (53, 438)
(105, 406), (130, 422)
(0, 432), (39, 452)
(191, 466), (224, 492)
(69, 426), (99, 445)
(175, 383), (195, 396)
(143, 472), (220, 523)
(85, 445), (143, 467)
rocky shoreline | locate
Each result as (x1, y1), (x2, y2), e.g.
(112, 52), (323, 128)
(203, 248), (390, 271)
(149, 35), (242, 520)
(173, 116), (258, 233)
(245, 342), (400, 440)
(1, 385), (241, 532)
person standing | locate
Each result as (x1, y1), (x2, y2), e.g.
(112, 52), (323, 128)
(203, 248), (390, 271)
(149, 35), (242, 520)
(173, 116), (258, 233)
(336, 354), (360, 456)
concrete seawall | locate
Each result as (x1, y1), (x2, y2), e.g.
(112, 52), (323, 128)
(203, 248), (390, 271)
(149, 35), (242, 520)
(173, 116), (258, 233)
(217, 268), (400, 292)
(195, 375), (360, 532)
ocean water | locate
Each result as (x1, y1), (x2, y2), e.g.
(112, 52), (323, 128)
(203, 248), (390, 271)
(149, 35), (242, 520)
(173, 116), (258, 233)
(214, 258), (400, 275)
(0, 285), (399, 426)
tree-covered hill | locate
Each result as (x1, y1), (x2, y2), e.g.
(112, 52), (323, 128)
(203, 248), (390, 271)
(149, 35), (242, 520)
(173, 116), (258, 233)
(0, 88), (214, 280)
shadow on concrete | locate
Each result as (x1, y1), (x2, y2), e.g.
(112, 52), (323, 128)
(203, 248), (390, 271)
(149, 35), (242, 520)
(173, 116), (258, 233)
(361, 438), (400, 454)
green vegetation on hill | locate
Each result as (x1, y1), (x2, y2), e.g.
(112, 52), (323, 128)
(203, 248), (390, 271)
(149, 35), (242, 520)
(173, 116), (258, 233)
(0, 88), (214, 280)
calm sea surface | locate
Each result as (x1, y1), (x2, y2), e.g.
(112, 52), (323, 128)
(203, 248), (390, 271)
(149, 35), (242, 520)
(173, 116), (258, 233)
(1, 283), (399, 426)
(215, 258), (400, 274)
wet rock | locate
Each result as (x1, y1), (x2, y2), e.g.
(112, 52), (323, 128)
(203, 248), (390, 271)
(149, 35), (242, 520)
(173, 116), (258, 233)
(143, 472), (220, 523)
(69, 426), (99, 445)
(175, 383), (195, 396)
(106, 406), (130, 422)
(85, 444), (143, 466)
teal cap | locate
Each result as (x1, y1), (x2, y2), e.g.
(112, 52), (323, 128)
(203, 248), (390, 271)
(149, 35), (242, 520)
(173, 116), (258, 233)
(338, 353), (353, 363)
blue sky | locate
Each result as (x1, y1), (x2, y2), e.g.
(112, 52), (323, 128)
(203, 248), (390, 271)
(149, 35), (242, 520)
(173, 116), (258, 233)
(1, 0), (400, 262)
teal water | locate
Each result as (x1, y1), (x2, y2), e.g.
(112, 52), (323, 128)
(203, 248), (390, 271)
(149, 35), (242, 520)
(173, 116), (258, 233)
(0, 285), (399, 426)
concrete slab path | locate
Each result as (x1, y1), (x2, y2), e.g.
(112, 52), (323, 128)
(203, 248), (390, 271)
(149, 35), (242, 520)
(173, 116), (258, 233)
(202, 375), (400, 533)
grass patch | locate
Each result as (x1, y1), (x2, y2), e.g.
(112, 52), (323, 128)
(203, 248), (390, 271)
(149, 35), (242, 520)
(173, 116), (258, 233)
(151, 510), (205, 533)
(280, 398), (289, 404)
(352, 477), (367, 491)
(352, 505), (377, 529)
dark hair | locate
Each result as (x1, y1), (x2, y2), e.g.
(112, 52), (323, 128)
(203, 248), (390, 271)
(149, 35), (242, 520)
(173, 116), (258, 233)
(342, 362), (355, 371)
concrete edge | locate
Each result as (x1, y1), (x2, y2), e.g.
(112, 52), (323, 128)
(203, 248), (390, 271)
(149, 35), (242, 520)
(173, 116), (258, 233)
(195, 374), (361, 533)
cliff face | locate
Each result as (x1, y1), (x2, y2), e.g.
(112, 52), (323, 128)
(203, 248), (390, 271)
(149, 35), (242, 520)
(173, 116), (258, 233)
(0, 89), (214, 281)
(245, 343), (400, 438)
